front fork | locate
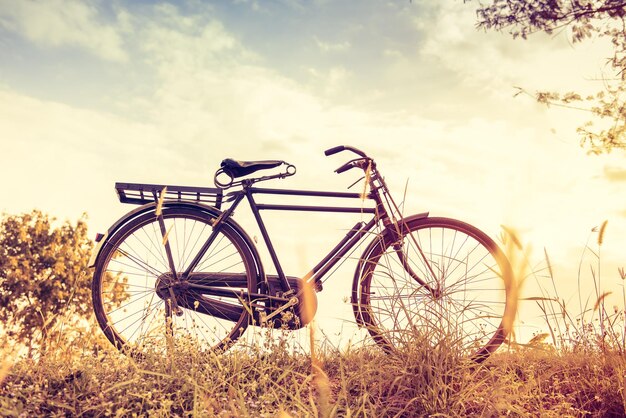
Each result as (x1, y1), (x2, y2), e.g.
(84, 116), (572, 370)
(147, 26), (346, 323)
(392, 242), (441, 299)
(370, 173), (441, 299)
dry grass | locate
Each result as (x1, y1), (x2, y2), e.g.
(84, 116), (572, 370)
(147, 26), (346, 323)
(2, 223), (626, 417)
(2, 331), (626, 417)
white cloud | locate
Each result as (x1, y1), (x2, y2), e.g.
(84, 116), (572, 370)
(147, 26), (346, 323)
(415, 1), (613, 96)
(129, 7), (330, 159)
(0, 87), (173, 232)
(141, 12), (244, 68)
(0, 0), (127, 62)
(314, 36), (351, 53)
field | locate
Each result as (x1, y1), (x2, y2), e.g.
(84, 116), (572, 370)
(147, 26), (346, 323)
(2, 226), (626, 417)
(2, 328), (626, 417)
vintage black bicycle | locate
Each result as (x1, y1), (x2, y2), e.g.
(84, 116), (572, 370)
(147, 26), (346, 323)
(90, 145), (513, 362)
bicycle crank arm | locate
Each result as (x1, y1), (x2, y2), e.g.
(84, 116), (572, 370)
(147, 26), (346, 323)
(259, 296), (298, 324)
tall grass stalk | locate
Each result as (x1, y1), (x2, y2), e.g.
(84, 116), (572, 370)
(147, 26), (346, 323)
(531, 221), (626, 353)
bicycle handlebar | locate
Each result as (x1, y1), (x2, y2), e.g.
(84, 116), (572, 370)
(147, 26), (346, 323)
(324, 146), (344, 156)
(335, 162), (354, 174)
(325, 146), (372, 176)
(324, 145), (368, 158)
(332, 157), (372, 175)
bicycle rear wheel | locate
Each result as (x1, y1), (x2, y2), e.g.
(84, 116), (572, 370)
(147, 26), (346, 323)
(92, 205), (257, 356)
(356, 217), (513, 361)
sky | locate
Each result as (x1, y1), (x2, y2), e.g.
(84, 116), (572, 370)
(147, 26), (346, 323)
(1, 0), (625, 345)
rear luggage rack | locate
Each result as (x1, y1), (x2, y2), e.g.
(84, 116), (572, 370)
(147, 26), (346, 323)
(115, 182), (223, 209)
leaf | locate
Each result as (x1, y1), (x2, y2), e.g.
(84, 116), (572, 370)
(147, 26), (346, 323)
(521, 296), (558, 301)
(528, 333), (549, 346)
(155, 186), (167, 217)
(594, 291), (612, 312)
(162, 225), (173, 246)
(500, 225), (523, 250)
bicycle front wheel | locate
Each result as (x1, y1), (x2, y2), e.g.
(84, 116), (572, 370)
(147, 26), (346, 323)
(92, 205), (257, 356)
(357, 217), (513, 361)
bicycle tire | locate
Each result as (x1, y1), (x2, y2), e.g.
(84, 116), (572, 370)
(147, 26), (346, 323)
(356, 217), (513, 362)
(92, 205), (257, 356)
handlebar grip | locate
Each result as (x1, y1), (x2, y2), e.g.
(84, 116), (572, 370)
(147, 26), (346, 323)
(324, 146), (346, 156)
(335, 162), (353, 174)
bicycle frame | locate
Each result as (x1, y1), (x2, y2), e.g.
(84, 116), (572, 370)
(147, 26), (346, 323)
(183, 183), (380, 299)
(159, 153), (440, 315)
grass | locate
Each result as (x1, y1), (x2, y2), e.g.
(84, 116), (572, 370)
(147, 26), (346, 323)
(2, 223), (626, 417)
(2, 332), (626, 417)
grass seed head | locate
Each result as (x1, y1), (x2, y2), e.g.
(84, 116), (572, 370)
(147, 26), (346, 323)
(597, 220), (608, 246)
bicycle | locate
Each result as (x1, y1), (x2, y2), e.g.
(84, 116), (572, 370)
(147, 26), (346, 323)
(90, 145), (513, 362)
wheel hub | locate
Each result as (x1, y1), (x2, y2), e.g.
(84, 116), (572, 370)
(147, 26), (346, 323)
(155, 272), (175, 300)
(155, 273), (188, 303)
(431, 285), (443, 300)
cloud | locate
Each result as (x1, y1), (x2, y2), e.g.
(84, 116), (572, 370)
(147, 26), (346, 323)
(0, 0), (127, 62)
(604, 166), (626, 182)
(414, 1), (613, 96)
(314, 36), (351, 53)
(128, 6), (332, 157)
(140, 5), (245, 67)
(0, 86), (174, 232)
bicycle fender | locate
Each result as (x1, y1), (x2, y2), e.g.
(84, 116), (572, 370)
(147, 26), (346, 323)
(88, 201), (266, 289)
(350, 212), (429, 327)
(88, 202), (153, 268)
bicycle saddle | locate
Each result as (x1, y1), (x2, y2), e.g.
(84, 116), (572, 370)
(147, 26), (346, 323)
(220, 158), (285, 178)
